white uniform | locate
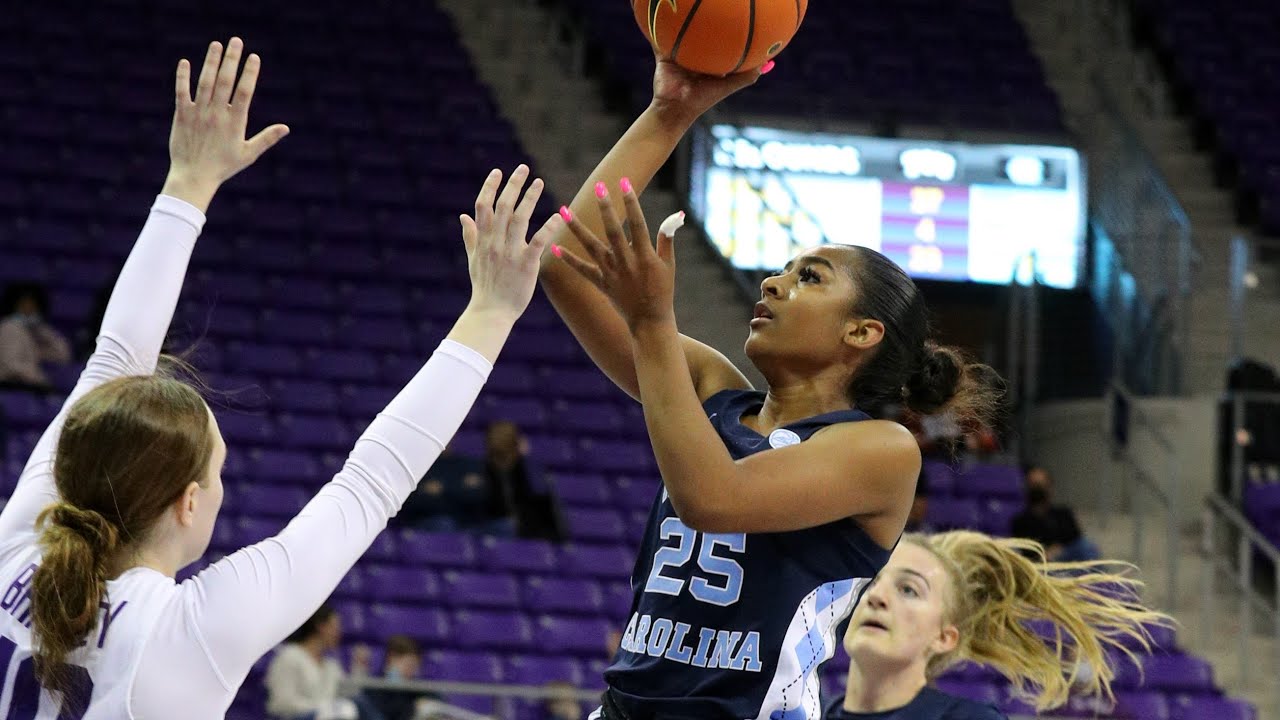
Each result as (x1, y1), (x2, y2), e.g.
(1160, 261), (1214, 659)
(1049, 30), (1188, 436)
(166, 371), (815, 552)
(0, 196), (492, 719)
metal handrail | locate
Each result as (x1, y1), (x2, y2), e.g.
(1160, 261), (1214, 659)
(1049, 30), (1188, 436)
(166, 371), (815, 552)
(340, 675), (1094, 720)
(1199, 493), (1280, 710)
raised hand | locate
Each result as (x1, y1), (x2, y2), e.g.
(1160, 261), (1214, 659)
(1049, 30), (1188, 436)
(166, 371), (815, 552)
(460, 165), (550, 321)
(162, 37), (290, 212)
(549, 179), (684, 333)
(650, 54), (764, 127)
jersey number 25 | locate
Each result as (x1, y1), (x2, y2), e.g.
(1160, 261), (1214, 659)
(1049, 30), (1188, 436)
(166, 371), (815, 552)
(644, 517), (746, 606)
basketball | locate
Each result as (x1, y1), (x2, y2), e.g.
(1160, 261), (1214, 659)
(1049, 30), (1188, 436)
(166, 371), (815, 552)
(632, 0), (809, 77)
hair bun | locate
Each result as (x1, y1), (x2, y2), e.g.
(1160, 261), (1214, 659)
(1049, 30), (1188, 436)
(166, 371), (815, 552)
(41, 503), (119, 556)
(905, 343), (963, 415)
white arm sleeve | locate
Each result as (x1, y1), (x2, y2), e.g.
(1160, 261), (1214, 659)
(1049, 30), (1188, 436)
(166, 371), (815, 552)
(0, 195), (204, 542)
(183, 339), (492, 687)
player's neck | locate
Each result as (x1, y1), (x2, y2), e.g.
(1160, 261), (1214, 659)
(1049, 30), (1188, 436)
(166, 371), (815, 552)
(752, 383), (852, 431)
(119, 541), (186, 579)
(843, 661), (928, 713)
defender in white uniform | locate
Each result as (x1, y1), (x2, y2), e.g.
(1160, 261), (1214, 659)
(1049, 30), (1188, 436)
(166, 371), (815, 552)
(0, 38), (549, 719)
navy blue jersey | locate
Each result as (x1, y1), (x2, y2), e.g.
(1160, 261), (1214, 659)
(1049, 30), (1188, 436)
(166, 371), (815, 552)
(604, 390), (895, 720)
(824, 688), (1007, 720)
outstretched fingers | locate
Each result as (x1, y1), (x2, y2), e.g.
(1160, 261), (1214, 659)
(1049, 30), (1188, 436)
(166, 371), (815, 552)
(508, 176), (544, 247)
(473, 169), (503, 231)
(212, 37), (244, 106)
(194, 40), (223, 105)
(232, 52), (262, 113)
(174, 59), (193, 107)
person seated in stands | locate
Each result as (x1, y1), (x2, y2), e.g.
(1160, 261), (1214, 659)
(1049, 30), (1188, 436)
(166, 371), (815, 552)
(906, 468), (935, 534)
(357, 635), (439, 720)
(396, 443), (487, 532)
(265, 604), (384, 720)
(0, 282), (71, 392)
(482, 420), (564, 540)
(539, 682), (584, 720)
(1010, 465), (1101, 562)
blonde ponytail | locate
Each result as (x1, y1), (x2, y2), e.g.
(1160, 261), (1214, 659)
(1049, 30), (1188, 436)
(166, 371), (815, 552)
(904, 531), (1174, 712)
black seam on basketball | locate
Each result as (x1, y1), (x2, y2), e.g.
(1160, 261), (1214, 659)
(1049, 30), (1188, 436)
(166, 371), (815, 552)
(794, 0), (802, 31)
(731, 0), (757, 74)
(670, 0), (705, 61)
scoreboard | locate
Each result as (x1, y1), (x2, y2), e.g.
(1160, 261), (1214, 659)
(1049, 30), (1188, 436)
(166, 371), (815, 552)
(688, 124), (1086, 289)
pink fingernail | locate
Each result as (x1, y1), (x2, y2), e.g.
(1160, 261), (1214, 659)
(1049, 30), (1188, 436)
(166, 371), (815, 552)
(552, 244), (563, 258)
(595, 182), (608, 199)
(559, 206), (573, 223)
(761, 60), (776, 75)
(620, 177), (633, 194)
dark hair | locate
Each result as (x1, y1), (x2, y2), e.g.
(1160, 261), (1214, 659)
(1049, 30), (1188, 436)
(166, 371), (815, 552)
(1, 282), (49, 317)
(32, 370), (215, 696)
(384, 634), (420, 659)
(288, 603), (338, 644)
(840, 246), (1002, 427)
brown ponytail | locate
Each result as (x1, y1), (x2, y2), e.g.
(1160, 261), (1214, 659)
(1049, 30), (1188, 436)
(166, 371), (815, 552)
(905, 531), (1175, 712)
(30, 369), (214, 694)
(31, 504), (120, 693)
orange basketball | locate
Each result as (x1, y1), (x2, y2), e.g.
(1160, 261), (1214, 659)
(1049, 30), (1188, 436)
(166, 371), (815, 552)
(632, 0), (808, 76)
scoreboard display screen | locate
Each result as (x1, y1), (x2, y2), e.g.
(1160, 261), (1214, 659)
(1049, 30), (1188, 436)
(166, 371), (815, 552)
(688, 124), (1086, 289)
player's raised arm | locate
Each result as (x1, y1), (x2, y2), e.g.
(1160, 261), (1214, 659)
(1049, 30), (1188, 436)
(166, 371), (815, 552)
(185, 167), (549, 678)
(0, 38), (288, 541)
(537, 57), (759, 403)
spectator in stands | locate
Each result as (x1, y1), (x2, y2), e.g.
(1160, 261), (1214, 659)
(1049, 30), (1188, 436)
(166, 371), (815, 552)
(1010, 465), (1101, 562)
(905, 468), (935, 534)
(265, 604), (384, 720)
(358, 635), (437, 720)
(396, 444), (487, 532)
(827, 531), (1172, 718)
(0, 282), (71, 392)
(540, 682), (584, 720)
(482, 420), (564, 540)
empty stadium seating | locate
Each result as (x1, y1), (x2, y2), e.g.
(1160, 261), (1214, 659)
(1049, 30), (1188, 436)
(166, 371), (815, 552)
(0, 0), (1256, 718)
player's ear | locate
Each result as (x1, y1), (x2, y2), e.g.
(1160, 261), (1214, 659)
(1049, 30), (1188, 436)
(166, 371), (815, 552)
(174, 481), (200, 528)
(844, 318), (884, 350)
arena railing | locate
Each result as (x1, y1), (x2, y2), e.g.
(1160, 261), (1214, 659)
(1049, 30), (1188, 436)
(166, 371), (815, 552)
(1199, 493), (1280, 712)
(340, 675), (1075, 720)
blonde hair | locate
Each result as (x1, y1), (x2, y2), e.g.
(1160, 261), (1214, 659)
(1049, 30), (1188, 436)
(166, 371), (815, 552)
(903, 531), (1174, 712)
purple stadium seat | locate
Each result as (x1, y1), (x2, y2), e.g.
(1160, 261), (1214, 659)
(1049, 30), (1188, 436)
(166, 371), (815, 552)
(551, 473), (612, 507)
(1138, 653), (1215, 693)
(604, 582), (634, 620)
(538, 365), (617, 400)
(235, 484), (308, 519)
(247, 448), (321, 485)
(524, 433), (577, 468)
(922, 460), (957, 496)
(1112, 690), (1171, 720)
(522, 576), (605, 616)
(364, 531), (400, 563)
(551, 400), (627, 437)
(477, 536), (560, 574)
(0, 392), (60, 430)
(979, 497), (1017, 536)
(440, 570), (521, 609)
(368, 604), (450, 645)
(451, 610), (533, 652)
(397, 530), (477, 568)
(339, 316), (413, 353)
(535, 615), (614, 657)
(926, 497), (982, 530)
(227, 342), (301, 376)
(957, 464), (1024, 500)
(564, 507), (629, 544)
(258, 310), (336, 345)
(363, 565), (440, 604)
(577, 440), (654, 473)
(264, 275), (338, 312)
(332, 565), (367, 602)
(503, 654), (584, 685)
(275, 414), (351, 451)
(423, 650), (504, 683)
(614, 476), (661, 511)
(1170, 695), (1255, 720)
(234, 516), (285, 547)
(269, 379), (340, 414)
(304, 348), (380, 383)
(561, 544), (635, 581)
